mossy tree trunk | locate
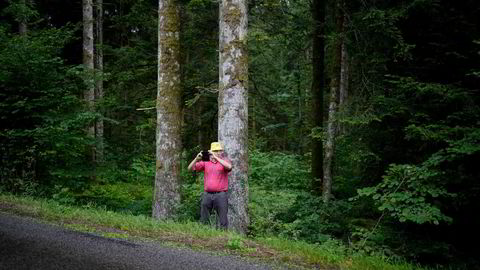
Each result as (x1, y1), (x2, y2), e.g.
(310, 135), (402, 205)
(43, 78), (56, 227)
(311, 0), (326, 193)
(218, 0), (249, 233)
(152, 0), (182, 219)
(94, 0), (104, 162)
(83, 0), (95, 167)
(323, 0), (346, 203)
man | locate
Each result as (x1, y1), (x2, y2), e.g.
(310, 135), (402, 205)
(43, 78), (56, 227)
(188, 142), (232, 229)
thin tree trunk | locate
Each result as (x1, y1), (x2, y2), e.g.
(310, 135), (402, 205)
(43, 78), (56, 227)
(19, 0), (28, 35)
(218, 0), (249, 234)
(95, 0), (104, 162)
(296, 70), (303, 155)
(251, 89), (256, 149)
(323, 79), (338, 203)
(152, 0), (182, 219)
(322, 0), (345, 203)
(197, 96), (204, 147)
(338, 28), (348, 134)
(311, 0), (326, 194)
(83, 0), (96, 164)
(339, 37), (348, 107)
(19, 22), (27, 35)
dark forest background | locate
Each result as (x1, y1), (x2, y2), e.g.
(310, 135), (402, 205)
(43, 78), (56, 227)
(1, 0), (479, 268)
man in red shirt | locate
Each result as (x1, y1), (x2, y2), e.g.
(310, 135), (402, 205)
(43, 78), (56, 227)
(188, 142), (232, 229)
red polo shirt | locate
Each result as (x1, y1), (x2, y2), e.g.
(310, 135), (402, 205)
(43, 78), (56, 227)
(194, 159), (230, 192)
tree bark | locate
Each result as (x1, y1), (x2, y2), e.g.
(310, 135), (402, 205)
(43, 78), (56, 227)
(311, 0), (326, 193)
(339, 36), (348, 108)
(323, 80), (337, 203)
(218, 0), (249, 234)
(338, 21), (348, 135)
(152, 0), (182, 219)
(322, 0), (345, 203)
(19, 0), (28, 35)
(95, 0), (104, 162)
(83, 0), (95, 164)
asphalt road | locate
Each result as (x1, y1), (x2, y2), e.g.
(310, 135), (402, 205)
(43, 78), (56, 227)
(0, 212), (282, 270)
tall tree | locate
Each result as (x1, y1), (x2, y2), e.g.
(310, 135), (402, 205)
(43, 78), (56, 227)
(322, 0), (346, 203)
(94, 0), (104, 162)
(19, 0), (27, 34)
(83, 0), (95, 164)
(218, 0), (249, 233)
(310, 0), (326, 193)
(152, 0), (182, 219)
(3, 0), (37, 35)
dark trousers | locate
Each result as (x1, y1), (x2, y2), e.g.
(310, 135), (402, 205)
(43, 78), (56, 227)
(200, 191), (228, 229)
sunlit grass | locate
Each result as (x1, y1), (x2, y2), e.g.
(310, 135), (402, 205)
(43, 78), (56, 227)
(0, 193), (425, 270)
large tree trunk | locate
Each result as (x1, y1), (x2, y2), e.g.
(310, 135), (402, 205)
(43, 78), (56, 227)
(152, 0), (182, 219)
(83, 0), (95, 164)
(310, 0), (326, 193)
(95, 0), (104, 162)
(218, 0), (249, 234)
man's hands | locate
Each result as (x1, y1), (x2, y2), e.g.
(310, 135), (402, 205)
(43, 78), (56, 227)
(208, 150), (218, 160)
(188, 150), (233, 171)
(210, 150), (232, 171)
(188, 152), (203, 171)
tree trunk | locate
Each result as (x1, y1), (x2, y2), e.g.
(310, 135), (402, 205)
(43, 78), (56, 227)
(83, 0), (95, 164)
(311, 0), (326, 193)
(197, 97), (204, 147)
(322, 0), (345, 203)
(323, 79), (337, 203)
(337, 25), (348, 135)
(339, 36), (348, 108)
(152, 0), (182, 219)
(19, 0), (28, 35)
(296, 69), (303, 155)
(95, 0), (104, 162)
(218, 0), (249, 234)
(251, 88), (256, 149)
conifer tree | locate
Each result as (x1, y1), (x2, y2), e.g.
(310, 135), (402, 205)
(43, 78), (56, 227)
(218, 0), (249, 233)
(152, 0), (182, 219)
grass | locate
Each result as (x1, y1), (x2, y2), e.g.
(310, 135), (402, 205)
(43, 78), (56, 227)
(0, 193), (424, 270)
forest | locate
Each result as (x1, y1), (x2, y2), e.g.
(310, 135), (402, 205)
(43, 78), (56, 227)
(0, 0), (479, 268)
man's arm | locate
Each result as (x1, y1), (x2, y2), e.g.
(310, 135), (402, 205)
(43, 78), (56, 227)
(188, 152), (202, 171)
(210, 151), (233, 171)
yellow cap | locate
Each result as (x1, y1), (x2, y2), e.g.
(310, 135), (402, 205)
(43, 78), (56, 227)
(210, 142), (223, 151)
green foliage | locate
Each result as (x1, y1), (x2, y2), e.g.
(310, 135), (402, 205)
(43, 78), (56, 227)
(226, 236), (246, 250)
(74, 182), (152, 215)
(357, 164), (453, 225)
(249, 150), (310, 190)
(277, 195), (353, 244)
(176, 180), (203, 222)
(355, 71), (479, 264)
(0, 25), (89, 194)
(128, 154), (155, 183)
(2, 0), (39, 24)
(248, 0), (312, 152)
(248, 186), (299, 237)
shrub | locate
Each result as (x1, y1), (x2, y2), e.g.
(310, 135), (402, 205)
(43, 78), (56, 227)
(249, 150), (310, 190)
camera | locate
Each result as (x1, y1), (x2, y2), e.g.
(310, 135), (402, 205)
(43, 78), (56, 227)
(201, 150), (210, 161)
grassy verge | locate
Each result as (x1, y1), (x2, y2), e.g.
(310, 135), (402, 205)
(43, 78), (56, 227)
(0, 193), (422, 270)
